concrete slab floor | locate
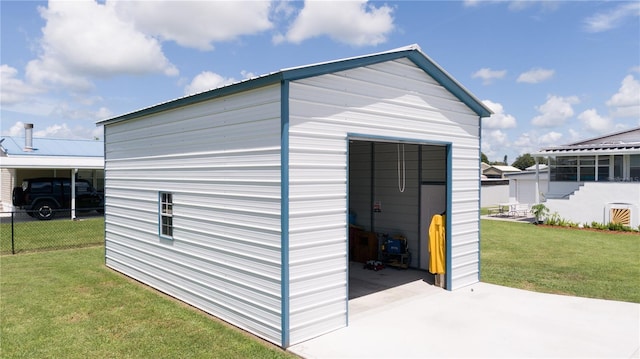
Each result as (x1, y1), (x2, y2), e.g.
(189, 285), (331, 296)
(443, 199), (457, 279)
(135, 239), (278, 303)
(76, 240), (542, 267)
(289, 267), (640, 358)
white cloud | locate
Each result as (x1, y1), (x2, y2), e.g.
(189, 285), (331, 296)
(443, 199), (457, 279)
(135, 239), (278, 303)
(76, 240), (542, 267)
(512, 130), (562, 156)
(583, 2), (640, 33)
(531, 95), (580, 127)
(26, 0), (177, 91)
(3, 121), (28, 137)
(34, 122), (103, 140)
(481, 129), (508, 158)
(183, 70), (258, 95)
(512, 133), (535, 155)
(481, 100), (517, 129)
(577, 109), (612, 133)
(462, 0), (481, 7)
(606, 75), (640, 118)
(240, 70), (257, 79)
(114, 1), (273, 51)
(538, 131), (563, 146)
(567, 129), (582, 143)
(463, 1), (559, 12)
(49, 102), (113, 122)
(35, 123), (76, 138)
(0, 65), (44, 105)
(517, 68), (555, 84)
(184, 71), (237, 95)
(472, 68), (507, 85)
(276, 0), (395, 46)
(2, 120), (102, 140)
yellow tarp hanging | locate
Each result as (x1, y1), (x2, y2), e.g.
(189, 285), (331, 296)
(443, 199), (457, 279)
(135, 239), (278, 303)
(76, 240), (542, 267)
(428, 214), (445, 274)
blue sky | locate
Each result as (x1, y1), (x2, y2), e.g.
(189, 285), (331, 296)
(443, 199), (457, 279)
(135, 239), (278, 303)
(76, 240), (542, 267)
(1, 0), (639, 164)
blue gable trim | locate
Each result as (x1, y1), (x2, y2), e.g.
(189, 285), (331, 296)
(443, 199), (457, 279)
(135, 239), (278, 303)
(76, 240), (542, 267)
(407, 53), (492, 118)
(280, 48), (492, 118)
(98, 45), (491, 126)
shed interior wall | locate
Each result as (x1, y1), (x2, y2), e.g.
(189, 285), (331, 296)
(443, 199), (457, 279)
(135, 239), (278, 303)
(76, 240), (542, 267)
(348, 141), (447, 270)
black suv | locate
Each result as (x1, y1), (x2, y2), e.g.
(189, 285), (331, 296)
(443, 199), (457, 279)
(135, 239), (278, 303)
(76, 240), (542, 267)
(12, 178), (104, 220)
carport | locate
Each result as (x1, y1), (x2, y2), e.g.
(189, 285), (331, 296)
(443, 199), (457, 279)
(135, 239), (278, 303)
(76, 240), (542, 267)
(0, 123), (104, 219)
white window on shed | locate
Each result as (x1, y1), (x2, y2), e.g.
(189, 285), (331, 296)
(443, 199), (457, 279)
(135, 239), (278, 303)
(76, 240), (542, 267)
(160, 192), (173, 238)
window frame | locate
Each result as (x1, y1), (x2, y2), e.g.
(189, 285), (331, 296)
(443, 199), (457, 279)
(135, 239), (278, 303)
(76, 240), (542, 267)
(159, 192), (174, 239)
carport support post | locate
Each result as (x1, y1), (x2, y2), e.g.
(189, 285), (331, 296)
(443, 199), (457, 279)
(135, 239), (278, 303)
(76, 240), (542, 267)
(534, 158), (540, 204)
(71, 169), (77, 220)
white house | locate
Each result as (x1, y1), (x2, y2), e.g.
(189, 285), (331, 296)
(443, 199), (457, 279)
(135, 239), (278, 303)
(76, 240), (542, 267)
(483, 164), (521, 179)
(533, 127), (640, 228)
(504, 164), (549, 205)
(97, 45), (492, 348)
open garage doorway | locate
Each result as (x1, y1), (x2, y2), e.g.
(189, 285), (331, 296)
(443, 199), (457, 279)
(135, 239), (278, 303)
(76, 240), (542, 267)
(348, 139), (448, 303)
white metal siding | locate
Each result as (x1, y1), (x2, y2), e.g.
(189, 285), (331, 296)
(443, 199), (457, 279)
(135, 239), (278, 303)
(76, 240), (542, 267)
(104, 85), (285, 345)
(287, 58), (481, 343)
(0, 168), (15, 211)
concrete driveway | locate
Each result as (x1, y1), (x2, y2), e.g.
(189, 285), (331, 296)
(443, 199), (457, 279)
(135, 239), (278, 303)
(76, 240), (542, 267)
(289, 269), (639, 358)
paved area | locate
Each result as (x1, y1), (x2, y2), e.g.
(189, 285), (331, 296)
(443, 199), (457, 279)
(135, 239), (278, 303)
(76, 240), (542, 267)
(481, 213), (536, 223)
(289, 267), (640, 358)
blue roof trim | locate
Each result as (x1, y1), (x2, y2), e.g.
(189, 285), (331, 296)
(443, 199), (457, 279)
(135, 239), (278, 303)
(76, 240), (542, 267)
(98, 45), (491, 126)
(97, 74), (283, 126)
(281, 49), (492, 118)
(280, 50), (415, 81)
(280, 80), (291, 348)
(407, 52), (492, 118)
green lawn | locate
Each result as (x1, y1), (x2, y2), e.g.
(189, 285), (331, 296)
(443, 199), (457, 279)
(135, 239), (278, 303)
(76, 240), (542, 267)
(481, 219), (640, 303)
(1, 220), (638, 357)
(1, 217), (104, 254)
(0, 247), (295, 359)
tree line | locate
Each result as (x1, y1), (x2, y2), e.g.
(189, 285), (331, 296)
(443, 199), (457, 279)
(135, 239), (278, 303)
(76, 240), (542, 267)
(481, 153), (547, 170)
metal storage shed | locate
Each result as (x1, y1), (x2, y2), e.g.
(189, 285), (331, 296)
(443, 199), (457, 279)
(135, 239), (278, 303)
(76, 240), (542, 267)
(98, 44), (492, 348)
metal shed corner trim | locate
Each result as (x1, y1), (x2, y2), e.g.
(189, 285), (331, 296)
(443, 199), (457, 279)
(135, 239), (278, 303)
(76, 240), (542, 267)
(280, 80), (291, 348)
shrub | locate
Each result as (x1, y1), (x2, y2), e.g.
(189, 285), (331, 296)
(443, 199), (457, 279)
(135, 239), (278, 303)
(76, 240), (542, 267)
(530, 203), (549, 224)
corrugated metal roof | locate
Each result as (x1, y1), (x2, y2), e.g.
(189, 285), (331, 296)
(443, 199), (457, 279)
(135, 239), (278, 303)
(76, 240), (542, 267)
(567, 127), (640, 146)
(533, 141), (640, 156)
(533, 127), (640, 156)
(98, 44), (493, 126)
(0, 136), (103, 157)
(490, 165), (521, 172)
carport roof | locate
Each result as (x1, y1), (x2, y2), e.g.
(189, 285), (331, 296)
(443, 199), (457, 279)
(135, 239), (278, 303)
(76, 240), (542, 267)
(0, 136), (103, 169)
(1, 136), (103, 157)
(98, 44), (493, 126)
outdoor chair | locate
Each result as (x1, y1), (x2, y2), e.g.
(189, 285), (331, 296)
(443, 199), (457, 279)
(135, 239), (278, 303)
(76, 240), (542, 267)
(509, 203), (530, 217)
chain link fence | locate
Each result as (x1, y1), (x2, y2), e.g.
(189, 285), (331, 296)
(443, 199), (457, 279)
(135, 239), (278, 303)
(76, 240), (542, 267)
(0, 209), (104, 254)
